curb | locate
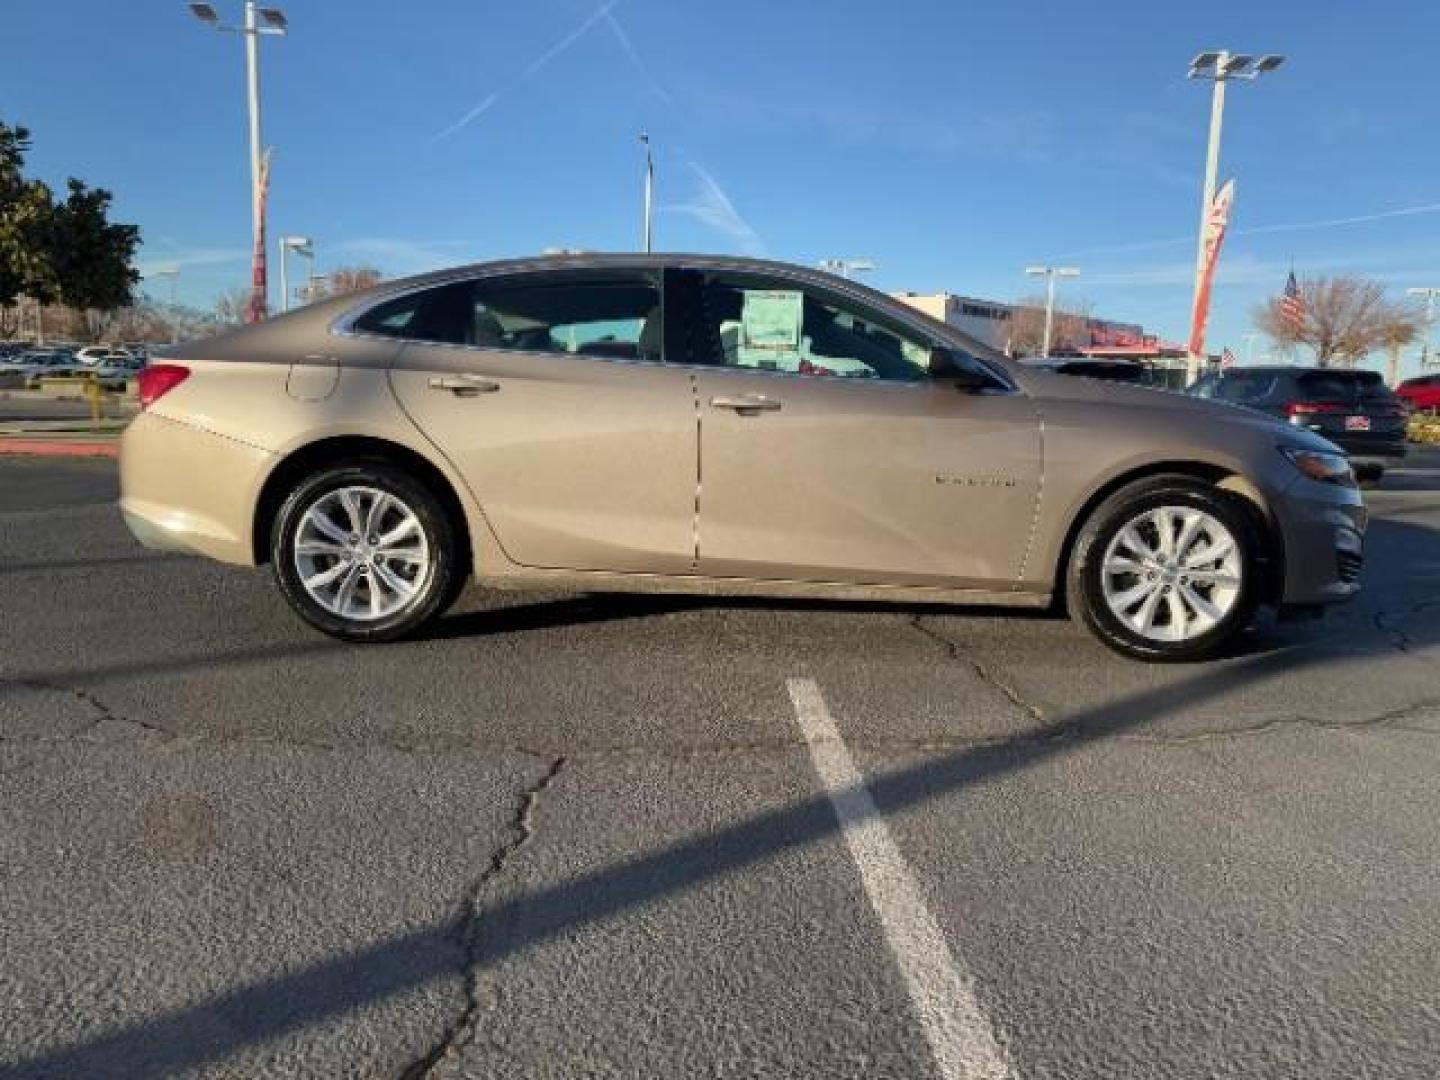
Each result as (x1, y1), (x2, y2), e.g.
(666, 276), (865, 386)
(0, 438), (119, 459)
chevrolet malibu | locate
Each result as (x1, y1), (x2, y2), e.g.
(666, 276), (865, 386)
(121, 254), (1365, 661)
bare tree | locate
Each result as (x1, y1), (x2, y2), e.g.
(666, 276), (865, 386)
(0, 303), (22, 339)
(1254, 275), (1418, 369)
(1006, 293), (1094, 356)
(213, 286), (251, 329)
(311, 264), (383, 301)
(1379, 313), (1422, 387)
(107, 302), (175, 343)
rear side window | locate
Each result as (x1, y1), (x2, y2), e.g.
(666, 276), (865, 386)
(352, 282), (473, 343)
(1212, 372), (1279, 403)
(471, 275), (661, 361)
(1295, 370), (1388, 403)
(351, 274), (662, 361)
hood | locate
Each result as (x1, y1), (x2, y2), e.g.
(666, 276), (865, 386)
(1013, 367), (1342, 454)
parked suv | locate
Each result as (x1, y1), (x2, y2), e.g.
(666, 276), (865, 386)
(1396, 374), (1440, 413)
(1188, 366), (1406, 481)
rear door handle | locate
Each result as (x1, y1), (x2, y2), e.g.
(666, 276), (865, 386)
(709, 394), (782, 414)
(429, 374), (501, 396)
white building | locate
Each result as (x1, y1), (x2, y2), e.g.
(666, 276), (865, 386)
(890, 293), (1012, 352)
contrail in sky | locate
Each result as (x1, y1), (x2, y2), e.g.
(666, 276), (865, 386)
(432, 0), (620, 142)
(1049, 200), (1440, 259)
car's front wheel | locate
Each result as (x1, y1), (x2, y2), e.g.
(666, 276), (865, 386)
(1066, 476), (1262, 661)
(271, 462), (462, 642)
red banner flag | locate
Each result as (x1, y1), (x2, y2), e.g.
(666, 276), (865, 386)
(1188, 178), (1235, 359)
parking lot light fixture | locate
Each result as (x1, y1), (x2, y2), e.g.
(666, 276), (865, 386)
(818, 259), (875, 280)
(279, 235), (313, 313)
(187, 2), (288, 320)
(1184, 48), (1285, 383)
(640, 133), (654, 254)
(1025, 265), (1080, 359)
(1407, 287), (1440, 368)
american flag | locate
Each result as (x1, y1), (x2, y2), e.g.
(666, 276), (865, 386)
(1221, 347), (1236, 369)
(1279, 270), (1304, 327)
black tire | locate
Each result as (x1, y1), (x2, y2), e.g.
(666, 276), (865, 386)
(270, 461), (463, 642)
(1065, 475), (1263, 662)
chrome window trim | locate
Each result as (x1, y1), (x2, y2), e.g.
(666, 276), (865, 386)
(329, 259), (1019, 394)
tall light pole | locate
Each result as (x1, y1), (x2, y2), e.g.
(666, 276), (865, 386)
(1185, 50), (1285, 382)
(188, 2), (288, 318)
(1025, 265), (1080, 359)
(1408, 286), (1440, 370)
(279, 235), (312, 312)
(151, 268), (181, 343)
(640, 133), (654, 253)
(818, 259), (875, 280)
(1242, 331), (1261, 365)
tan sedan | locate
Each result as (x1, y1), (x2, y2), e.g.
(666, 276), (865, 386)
(122, 255), (1365, 660)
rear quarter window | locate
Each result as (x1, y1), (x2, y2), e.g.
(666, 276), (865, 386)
(1213, 373), (1279, 403)
(1296, 370), (1388, 402)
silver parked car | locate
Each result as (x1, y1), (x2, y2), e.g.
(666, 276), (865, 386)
(120, 254), (1365, 660)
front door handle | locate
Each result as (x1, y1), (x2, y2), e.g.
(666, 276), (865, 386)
(429, 374), (501, 396)
(709, 394), (782, 414)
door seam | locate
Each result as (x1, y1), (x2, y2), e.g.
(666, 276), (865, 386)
(691, 372), (702, 570)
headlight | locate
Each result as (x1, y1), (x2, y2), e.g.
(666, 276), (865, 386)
(1280, 447), (1356, 488)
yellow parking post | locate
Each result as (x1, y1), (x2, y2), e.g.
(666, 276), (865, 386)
(85, 373), (104, 431)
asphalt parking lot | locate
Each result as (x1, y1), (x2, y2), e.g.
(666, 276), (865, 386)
(3, 451), (1439, 1079)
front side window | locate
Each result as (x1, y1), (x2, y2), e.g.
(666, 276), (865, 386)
(690, 274), (934, 382)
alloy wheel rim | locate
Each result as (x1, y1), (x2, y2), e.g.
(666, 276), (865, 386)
(1099, 506), (1242, 642)
(294, 486), (430, 621)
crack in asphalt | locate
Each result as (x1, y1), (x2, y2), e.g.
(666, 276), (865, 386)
(3, 684), (1437, 760)
(399, 755), (567, 1080)
(909, 614), (1047, 724)
(0, 677), (172, 741)
(1372, 595), (1440, 652)
(902, 615), (1440, 747)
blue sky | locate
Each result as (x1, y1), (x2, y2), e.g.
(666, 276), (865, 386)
(6, 1), (1440, 373)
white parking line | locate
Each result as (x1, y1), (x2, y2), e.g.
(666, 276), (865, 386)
(786, 678), (1012, 1080)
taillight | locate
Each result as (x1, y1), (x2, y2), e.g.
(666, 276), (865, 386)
(1285, 401), (1344, 418)
(136, 364), (190, 409)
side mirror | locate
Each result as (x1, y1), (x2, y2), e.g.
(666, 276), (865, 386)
(930, 347), (994, 393)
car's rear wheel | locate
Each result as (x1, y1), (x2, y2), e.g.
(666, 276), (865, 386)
(271, 462), (462, 642)
(1066, 476), (1262, 662)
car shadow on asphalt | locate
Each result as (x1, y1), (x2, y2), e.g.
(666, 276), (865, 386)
(4, 635), (1425, 1079)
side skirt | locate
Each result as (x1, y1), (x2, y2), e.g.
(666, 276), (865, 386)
(475, 568), (1052, 610)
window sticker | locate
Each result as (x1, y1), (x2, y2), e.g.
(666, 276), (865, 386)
(739, 290), (803, 367)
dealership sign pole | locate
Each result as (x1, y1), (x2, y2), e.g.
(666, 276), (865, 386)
(248, 149), (273, 324)
(1184, 50), (1285, 383)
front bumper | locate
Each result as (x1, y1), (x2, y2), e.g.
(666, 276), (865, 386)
(1272, 473), (1367, 607)
(119, 411), (274, 565)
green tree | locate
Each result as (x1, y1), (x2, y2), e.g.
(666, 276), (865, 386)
(0, 123), (57, 306)
(49, 179), (140, 311)
(0, 118), (140, 316)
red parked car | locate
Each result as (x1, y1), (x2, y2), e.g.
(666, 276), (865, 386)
(1396, 374), (1440, 413)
